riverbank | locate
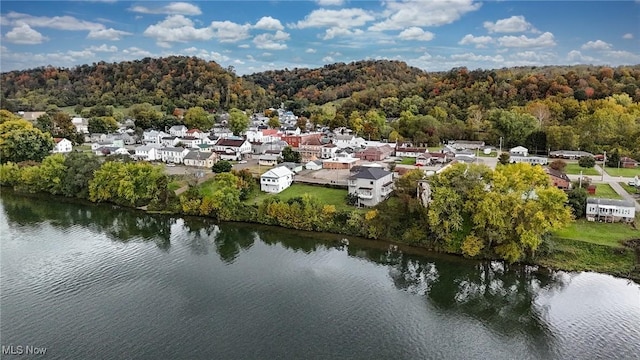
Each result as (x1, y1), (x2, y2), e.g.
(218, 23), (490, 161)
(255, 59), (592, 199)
(3, 188), (639, 283)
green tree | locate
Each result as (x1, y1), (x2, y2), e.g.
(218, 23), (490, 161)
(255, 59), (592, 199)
(498, 152), (510, 165)
(62, 152), (101, 199)
(89, 162), (167, 207)
(489, 109), (537, 148)
(578, 156), (595, 168)
(212, 160), (232, 173)
(88, 116), (119, 134)
(184, 106), (213, 130)
(128, 103), (162, 130)
(567, 187), (587, 218)
(0, 120), (54, 163)
(35, 114), (53, 134)
(281, 146), (301, 163)
(228, 108), (249, 136)
(267, 116), (280, 129)
(38, 154), (67, 195)
(606, 149), (620, 168)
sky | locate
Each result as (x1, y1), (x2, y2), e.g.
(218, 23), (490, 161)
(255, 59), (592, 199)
(1, 1), (639, 75)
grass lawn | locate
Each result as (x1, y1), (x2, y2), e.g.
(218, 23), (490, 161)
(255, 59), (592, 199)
(590, 183), (622, 199)
(552, 219), (639, 247)
(604, 167), (640, 177)
(168, 181), (183, 191)
(619, 182), (639, 196)
(198, 178), (224, 197)
(478, 151), (497, 158)
(399, 158), (416, 165)
(248, 183), (350, 210)
(427, 147), (443, 152)
(564, 163), (599, 176)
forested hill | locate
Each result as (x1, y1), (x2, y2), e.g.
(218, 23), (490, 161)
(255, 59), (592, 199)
(2, 56), (640, 117)
(243, 60), (428, 104)
(0, 56), (270, 111)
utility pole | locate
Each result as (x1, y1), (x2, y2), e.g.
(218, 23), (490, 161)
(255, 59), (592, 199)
(602, 150), (606, 181)
(499, 136), (503, 153)
(579, 170), (583, 188)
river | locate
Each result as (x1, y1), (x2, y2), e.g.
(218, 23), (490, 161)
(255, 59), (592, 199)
(1, 191), (639, 360)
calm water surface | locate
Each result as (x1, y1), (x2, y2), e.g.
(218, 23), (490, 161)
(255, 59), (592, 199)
(1, 192), (639, 360)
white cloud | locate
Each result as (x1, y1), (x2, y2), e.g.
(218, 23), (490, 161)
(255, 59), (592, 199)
(67, 50), (94, 58)
(122, 47), (154, 58)
(498, 32), (556, 48)
(567, 50), (596, 63)
(87, 28), (132, 41)
(323, 28), (363, 40)
(292, 8), (374, 29)
(4, 23), (48, 44)
(238, 44), (250, 48)
(398, 27), (434, 41)
(458, 34), (493, 48)
(450, 52), (504, 62)
(581, 40), (612, 50)
(144, 15), (213, 47)
(369, 0), (481, 31)
(509, 51), (555, 63)
(233, 59), (245, 65)
(2, 11), (104, 31)
(316, 0), (344, 5)
(306, 48), (317, 53)
(210, 21), (251, 43)
(253, 30), (290, 50)
(254, 16), (284, 31)
(601, 50), (640, 63)
(129, 2), (202, 16)
(483, 15), (538, 33)
(622, 33), (634, 39)
(322, 56), (335, 63)
(88, 44), (118, 52)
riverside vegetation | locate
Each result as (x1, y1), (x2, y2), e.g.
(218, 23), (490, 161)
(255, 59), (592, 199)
(1, 149), (638, 280)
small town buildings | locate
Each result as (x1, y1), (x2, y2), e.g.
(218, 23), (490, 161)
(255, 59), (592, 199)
(185, 128), (209, 139)
(260, 166), (294, 193)
(183, 150), (217, 168)
(448, 140), (485, 150)
(52, 138), (73, 153)
(298, 136), (324, 162)
(177, 136), (202, 148)
(549, 150), (594, 160)
(161, 136), (181, 147)
(18, 111), (46, 122)
(279, 162), (304, 174)
(94, 146), (129, 156)
(546, 168), (571, 190)
(586, 198), (636, 223)
(281, 133), (321, 149)
(258, 154), (279, 166)
(134, 144), (162, 161)
(305, 160), (323, 171)
(355, 145), (393, 161)
(395, 147), (428, 158)
(214, 138), (252, 160)
(510, 155), (548, 165)
(161, 147), (189, 164)
(417, 152), (450, 165)
(321, 143), (339, 159)
(348, 167), (394, 207)
(620, 157), (638, 168)
(509, 146), (529, 157)
(72, 117), (89, 134)
(169, 125), (188, 137)
(142, 130), (169, 145)
(323, 157), (359, 170)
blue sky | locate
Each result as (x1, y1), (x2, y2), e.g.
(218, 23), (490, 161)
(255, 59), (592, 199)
(1, 1), (639, 75)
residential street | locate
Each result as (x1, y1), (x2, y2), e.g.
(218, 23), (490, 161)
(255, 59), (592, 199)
(566, 165), (640, 212)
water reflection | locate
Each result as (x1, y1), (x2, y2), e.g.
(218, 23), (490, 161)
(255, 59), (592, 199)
(2, 190), (633, 360)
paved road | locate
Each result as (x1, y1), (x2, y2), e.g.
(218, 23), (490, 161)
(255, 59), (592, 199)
(566, 165), (640, 212)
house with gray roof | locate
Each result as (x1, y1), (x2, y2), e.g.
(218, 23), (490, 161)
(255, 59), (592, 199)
(586, 198), (635, 223)
(348, 167), (394, 207)
(260, 166), (294, 193)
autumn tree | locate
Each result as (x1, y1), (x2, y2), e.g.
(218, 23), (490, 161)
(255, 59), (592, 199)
(267, 116), (280, 129)
(549, 159), (567, 172)
(128, 103), (162, 130)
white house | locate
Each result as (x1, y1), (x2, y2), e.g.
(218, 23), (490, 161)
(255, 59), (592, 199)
(510, 155), (548, 165)
(183, 150), (217, 168)
(586, 198), (636, 223)
(71, 117), (89, 134)
(161, 147), (189, 164)
(509, 146), (529, 157)
(52, 138), (73, 153)
(260, 166), (294, 193)
(214, 138), (252, 160)
(169, 125), (187, 137)
(177, 136), (202, 148)
(161, 136), (181, 147)
(142, 130), (169, 145)
(395, 147), (427, 158)
(134, 144), (163, 161)
(348, 167), (394, 207)
(259, 154), (279, 166)
(305, 160), (323, 171)
(321, 143), (339, 159)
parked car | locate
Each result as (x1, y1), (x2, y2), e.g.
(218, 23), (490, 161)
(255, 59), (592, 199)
(238, 160), (247, 164)
(166, 163), (176, 167)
